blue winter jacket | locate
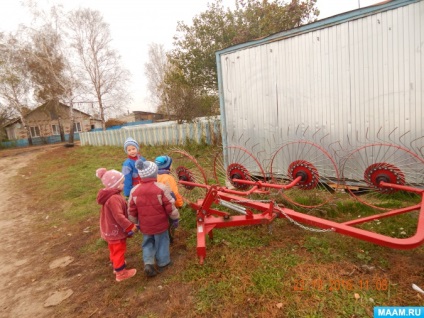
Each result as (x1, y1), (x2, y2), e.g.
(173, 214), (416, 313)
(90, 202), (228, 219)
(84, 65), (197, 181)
(122, 155), (146, 197)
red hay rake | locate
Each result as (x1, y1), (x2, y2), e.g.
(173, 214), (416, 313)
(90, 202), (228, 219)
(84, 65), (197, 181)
(169, 142), (424, 265)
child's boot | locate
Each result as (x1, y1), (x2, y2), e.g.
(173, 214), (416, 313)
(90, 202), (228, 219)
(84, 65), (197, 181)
(115, 268), (137, 282)
(144, 264), (157, 277)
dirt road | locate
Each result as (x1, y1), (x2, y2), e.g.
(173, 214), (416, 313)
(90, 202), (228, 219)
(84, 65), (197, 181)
(0, 145), (72, 318)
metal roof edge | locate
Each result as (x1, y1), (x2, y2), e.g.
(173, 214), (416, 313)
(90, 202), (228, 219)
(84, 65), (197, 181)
(216, 0), (419, 56)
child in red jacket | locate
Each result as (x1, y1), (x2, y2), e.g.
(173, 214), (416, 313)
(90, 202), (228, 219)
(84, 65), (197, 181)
(128, 160), (180, 277)
(96, 168), (138, 282)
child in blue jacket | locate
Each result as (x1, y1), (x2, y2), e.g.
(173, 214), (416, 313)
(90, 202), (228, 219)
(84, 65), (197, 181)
(122, 137), (146, 198)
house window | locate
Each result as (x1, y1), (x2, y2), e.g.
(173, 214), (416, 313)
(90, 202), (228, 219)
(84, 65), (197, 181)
(30, 126), (40, 138)
(52, 124), (60, 135)
(73, 122), (82, 132)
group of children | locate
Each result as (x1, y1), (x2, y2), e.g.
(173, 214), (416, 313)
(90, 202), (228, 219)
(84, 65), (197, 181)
(95, 137), (183, 282)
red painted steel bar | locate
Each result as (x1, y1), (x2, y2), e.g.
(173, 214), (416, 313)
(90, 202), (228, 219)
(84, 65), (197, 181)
(181, 178), (424, 264)
(379, 181), (424, 194)
(342, 204), (421, 226)
(231, 176), (303, 190)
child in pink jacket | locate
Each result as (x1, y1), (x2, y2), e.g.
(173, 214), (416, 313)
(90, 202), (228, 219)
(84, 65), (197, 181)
(96, 168), (138, 282)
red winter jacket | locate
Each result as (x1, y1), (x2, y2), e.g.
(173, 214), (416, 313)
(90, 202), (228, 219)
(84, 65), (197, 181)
(96, 188), (134, 243)
(128, 178), (179, 235)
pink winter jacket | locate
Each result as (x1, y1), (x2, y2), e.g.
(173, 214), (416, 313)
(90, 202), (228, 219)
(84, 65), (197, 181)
(128, 178), (179, 235)
(96, 188), (134, 243)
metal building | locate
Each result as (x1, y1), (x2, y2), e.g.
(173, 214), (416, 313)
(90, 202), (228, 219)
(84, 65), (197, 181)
(216, 0), (424, 178)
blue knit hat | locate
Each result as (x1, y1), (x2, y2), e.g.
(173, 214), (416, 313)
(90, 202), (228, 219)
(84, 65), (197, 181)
(155, 155), (172, 170)
(136, 160), (158, 179)
(123, 137), (139, 153)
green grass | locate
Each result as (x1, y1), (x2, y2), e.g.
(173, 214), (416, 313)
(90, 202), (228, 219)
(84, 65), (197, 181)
(15, 142), (424, 318)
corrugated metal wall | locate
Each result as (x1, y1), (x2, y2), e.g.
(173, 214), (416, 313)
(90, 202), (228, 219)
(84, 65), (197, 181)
(217, 0), (423, 173)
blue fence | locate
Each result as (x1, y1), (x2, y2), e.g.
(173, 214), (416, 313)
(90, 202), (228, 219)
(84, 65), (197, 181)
(1, 133), (80, 148)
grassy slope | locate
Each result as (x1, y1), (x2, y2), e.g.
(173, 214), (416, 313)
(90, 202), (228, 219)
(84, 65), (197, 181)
(19, 143), (424, 318)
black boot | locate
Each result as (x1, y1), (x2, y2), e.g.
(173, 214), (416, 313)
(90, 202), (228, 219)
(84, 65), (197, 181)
(144, 264), (157, 277)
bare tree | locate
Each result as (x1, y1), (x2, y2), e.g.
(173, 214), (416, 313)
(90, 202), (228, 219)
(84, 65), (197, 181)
(23, 5), (81, 145)
(0, 33), (35, 145)
(0, 102), (15, 141)
(26, 28), (67, 142)
(68, 8), (131, 130)
(144, 43), (169, 116)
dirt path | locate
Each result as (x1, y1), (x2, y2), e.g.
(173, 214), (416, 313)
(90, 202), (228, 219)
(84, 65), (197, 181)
(0, 145), (73, 318)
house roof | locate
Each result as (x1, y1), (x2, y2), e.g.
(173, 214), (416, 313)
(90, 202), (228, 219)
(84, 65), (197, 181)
(3, 117), (21, 128)
(2, 101), (100, 128)
(28, 101), (93, 117)
(132, 111), (163, 116)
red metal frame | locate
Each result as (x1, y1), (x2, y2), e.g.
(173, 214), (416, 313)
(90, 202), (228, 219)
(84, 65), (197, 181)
(180, 178), (424, 264)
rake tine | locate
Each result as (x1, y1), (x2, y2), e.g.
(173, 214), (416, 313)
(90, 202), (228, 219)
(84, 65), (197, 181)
(376, 126), (384, 142)
(312, 127), (322, 140)
(399, 130), (411, 149)
(419, 146), (424, 158)
(388, 127), (398, 143)
(319, 133), (330, 145)
(251, 142), (260, 153)
(410, 136), (424, 155)
(302, 125), (309, 138)
(295, 124), (301, 136)
(346, 133), (352, 147)
(243, 137), (251, 147)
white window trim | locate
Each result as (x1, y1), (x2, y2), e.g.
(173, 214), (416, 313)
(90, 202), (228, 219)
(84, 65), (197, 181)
(52, 124), (60, 135)
(73, 122), (82, 133)
(30, 126), (40, 138)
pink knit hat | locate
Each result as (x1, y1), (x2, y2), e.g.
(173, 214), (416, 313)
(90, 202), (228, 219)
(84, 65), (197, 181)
(96, 168), (124, 188)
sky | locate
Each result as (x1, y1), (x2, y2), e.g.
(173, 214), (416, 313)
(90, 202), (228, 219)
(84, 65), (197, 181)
(1, 0), (382, 113)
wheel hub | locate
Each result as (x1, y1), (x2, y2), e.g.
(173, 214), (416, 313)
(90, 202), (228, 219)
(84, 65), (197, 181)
(287, 160), (319, 190)
(364, 163), (405, 193)
(176, 166), (195, 190)
(227, 163), (251, 190)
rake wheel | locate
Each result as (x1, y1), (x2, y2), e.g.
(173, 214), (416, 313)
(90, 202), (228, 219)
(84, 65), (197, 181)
(213, 146), (266, 191)
(270, 140), (339, 208)
(169, 150), (208, 203)
(341, 143), (424, 210)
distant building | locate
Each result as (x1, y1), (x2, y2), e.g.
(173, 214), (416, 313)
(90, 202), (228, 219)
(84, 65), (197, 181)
(118, 111), (166, 123)
(3, 101), (102, 141)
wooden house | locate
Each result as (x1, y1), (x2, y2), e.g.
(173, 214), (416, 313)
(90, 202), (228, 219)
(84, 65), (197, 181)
(4, 101), (102, 142)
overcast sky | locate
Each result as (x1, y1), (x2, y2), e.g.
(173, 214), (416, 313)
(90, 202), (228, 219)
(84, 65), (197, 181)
(1, 0), (382, 113)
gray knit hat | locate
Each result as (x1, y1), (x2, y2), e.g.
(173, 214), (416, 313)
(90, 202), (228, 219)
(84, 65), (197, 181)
(123, 137), (139, 153)
(136, 160), (158, 179)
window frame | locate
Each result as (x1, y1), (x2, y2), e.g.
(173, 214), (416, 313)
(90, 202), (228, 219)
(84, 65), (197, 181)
(73, 122), (82, 133)
(30, 126), (40, 138)
(51, 124), (60, 135)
